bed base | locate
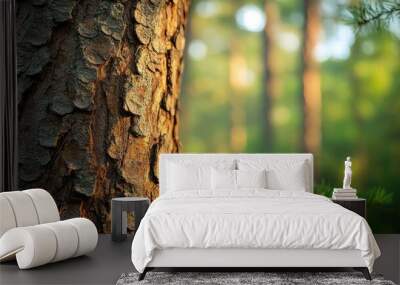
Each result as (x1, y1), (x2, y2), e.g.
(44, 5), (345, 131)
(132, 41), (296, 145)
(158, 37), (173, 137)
(138, 267), (371, 281)
(354, 267), (372, 280)
(138, 248), (372, 281)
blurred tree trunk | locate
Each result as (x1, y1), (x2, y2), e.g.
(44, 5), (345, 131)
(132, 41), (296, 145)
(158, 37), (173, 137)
(17, 0), (190, 232)
(301, 0), (321, 158)
(229, 40), (247, 152)
(349, 38), (369, 181)
(262, 0), (280, 152)
(179, 5), (193, 151)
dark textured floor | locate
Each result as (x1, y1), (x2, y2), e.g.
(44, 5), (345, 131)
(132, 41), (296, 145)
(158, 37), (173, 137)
(0, 235), (134, 285)
(0, 234), (399, 285)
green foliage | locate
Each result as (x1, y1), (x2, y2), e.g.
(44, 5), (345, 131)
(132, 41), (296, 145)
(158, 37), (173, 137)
(347, 0), (400, 31)
(314, 180), (333, 197)
(362, 187), (393, 205)
(181, 0), (400, 233)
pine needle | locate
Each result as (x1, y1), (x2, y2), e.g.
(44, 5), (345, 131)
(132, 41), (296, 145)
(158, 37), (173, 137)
(347, 0), (400, 32)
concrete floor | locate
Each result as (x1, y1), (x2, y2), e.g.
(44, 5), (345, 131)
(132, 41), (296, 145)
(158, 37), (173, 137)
(0, 235), (134, 285)
(0, 234), (399, 285)
(374, 234), (400, 284)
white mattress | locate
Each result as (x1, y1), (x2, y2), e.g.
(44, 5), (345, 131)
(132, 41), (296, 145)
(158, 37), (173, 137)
(131, 190), (380, 273)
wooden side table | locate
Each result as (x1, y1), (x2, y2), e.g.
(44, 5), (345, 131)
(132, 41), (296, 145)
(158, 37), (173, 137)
(332, 198), (366, 219)
(111, 197), (150, 241)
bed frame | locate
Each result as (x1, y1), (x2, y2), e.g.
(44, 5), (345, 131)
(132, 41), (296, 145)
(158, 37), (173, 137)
(140, 248), (370, 280)
(139, 154), (371, 280)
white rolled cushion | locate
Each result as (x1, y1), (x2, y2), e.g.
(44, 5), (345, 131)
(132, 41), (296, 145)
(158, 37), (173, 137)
(0, 218), (97, 269)
(0, 226), (57, 269)
(236, 169), (267, 188)
(67, 218), (98, 257)
(167, 163), (211, 191)
(42, 221), (79, 262)
(24, 189), (60, 223)
(0, 191), (39, 227)
(211, 168), (236, 190)
(0, 196), (17, 237)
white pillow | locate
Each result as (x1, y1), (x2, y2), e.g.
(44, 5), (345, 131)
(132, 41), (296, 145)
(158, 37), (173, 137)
(236, 169), (267, 188)
(167, 163), (211, 191)
(238, 159), (309, 191)
(211, 169), (236, 190)
(266, 167), (306, 191)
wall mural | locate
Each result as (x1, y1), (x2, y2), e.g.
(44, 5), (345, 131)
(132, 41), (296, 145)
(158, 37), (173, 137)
(17, 0), (400, 233)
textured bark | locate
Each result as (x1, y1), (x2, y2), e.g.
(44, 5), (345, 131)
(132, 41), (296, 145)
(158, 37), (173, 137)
(301, 0), (321, 156)
(262, 0), (280, 152)
(17, 0), (189, 232)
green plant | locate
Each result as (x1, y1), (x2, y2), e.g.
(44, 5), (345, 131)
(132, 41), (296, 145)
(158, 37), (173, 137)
(348, 0), (400, 31)
(361, 186), (394, 205)
(314, 180), (333, 197)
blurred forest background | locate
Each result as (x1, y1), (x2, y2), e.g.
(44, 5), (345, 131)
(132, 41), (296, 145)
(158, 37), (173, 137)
(179, 0), (400, 233)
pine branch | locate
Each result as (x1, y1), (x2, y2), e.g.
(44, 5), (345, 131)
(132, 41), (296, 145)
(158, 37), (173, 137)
(348, 0), (400, 31)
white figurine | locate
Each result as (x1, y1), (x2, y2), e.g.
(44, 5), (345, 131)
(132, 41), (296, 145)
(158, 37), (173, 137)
(343, 156), (352, 189)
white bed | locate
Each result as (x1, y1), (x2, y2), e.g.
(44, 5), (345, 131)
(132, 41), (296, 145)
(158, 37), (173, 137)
(131, 154), (380, 280)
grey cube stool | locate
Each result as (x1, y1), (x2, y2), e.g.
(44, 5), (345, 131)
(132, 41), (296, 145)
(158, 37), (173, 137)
(111, 197), (150, 242)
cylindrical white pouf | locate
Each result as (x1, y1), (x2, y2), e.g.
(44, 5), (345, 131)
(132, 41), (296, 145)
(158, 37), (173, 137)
(0, 226), (58, 269)
(0, 196), (17, 237)
(1, 191), (39, 227)
(67, 218), (98, 257)
(43, 221), (79, 262)
(24, 189), (60, 224)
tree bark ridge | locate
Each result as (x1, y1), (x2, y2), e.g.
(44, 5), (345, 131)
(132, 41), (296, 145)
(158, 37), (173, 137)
(18, 0), (190, 232)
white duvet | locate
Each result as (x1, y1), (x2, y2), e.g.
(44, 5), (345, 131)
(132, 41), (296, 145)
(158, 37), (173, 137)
(131, 190), (380, 273)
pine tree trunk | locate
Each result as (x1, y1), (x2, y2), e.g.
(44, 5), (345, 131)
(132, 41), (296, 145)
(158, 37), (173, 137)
(229, 40), (247, 152)
(262, 0), (280, 152)
(301, 0), (321, 157)
(349, 38), (368, 180)
(178, 5), (192, 150)
(17, 0), (190, 232)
